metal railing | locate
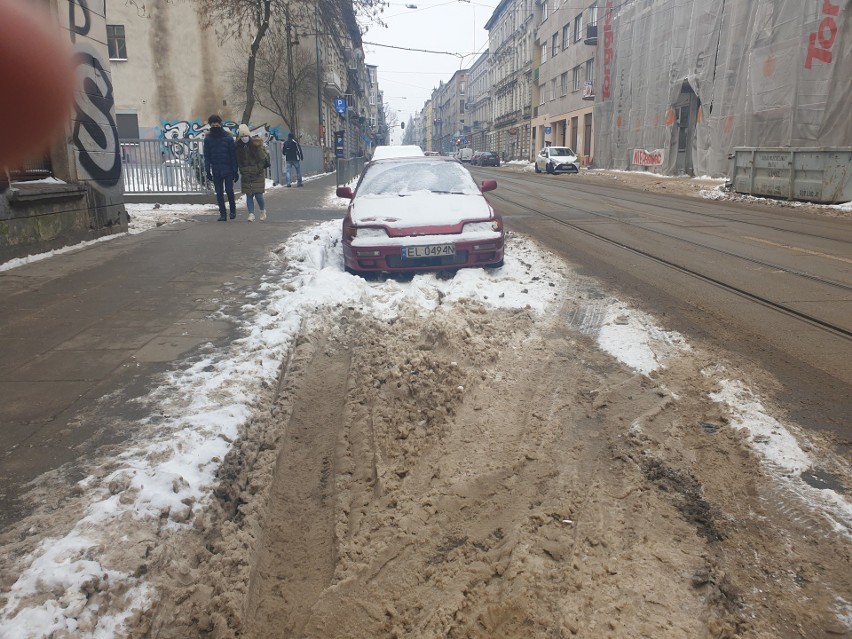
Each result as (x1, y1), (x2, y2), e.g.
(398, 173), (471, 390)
(120, 139), (327, 194)
(5, 152), (52, 182)
(336, 156), (366, 186)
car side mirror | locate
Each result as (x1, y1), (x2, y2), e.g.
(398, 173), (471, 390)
(480, 179), (497, 193)
(336, 186), (354, 199)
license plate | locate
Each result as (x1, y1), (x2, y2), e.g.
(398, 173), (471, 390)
(402, 244), (456, 259)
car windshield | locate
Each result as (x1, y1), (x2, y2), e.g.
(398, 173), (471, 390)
(549, 147), (575, 157)
(358, 159), (481, 197)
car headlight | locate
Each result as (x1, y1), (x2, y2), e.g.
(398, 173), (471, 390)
(463, 221), (501, 233)
(356, 227), (388, 239)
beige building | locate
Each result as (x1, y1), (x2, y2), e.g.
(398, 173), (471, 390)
(430, 70), (469, 154)
(531, 0), (597, 164)
(104, 0), (370, 162)
(467, 52), (491, 152)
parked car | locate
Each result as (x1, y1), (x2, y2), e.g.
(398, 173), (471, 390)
(535, 146), (579, 174)
(476, 151), (500, 167)
(371, 145), (424, 160)
(471, 151), (483, 165)
(457, 147), (474, 163)
(336, 155), (504, 275)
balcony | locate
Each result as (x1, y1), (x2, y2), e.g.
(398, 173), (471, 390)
(324, 70), (344, 97)
(585, 24), (598, 45)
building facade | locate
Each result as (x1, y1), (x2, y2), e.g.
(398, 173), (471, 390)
(104, 0), (373, 166)
(531, 0), (597, 164)
(467, 51), (491, 152)
(485, 0), (536, 161)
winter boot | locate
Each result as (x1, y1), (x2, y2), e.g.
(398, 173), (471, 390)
(229, 210), (236, 220)
(217, 213), (227, 221)
(248, 212), (255, 222)
(259, 209), (267, 221)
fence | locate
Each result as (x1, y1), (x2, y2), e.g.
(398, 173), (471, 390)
(120, 138), (326, 194)
(336, 156), (366, 186)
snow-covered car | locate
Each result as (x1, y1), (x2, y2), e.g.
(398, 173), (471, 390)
(336, 155), (504, 275)
(371, 145), (424, 160)
(535, 146), (579, 174)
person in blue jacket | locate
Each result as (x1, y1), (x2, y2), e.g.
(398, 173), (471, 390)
(203, 114), (239, 221)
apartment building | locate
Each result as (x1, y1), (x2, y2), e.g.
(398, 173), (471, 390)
(467, 52), (491, 152)
(531, 0), (597, 164)
(430, 70), (469, 154)
(485, 0), (536, 161)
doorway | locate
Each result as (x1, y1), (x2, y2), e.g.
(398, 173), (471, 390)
(674, 81), (699, 176)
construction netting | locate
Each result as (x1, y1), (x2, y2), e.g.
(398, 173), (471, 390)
(594, 0), (852, 176)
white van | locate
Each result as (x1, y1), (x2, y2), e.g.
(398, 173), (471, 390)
(457, 148), (474, 163)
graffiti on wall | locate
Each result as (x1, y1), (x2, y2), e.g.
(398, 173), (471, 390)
(161, 120), (284, 142)
(157, 119), (284, 160)
(68, 0), (122, 190)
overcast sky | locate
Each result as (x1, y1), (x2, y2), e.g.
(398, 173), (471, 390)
(359, 0), (501, 142)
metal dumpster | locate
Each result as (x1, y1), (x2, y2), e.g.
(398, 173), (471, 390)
(729, 147), (852, 204)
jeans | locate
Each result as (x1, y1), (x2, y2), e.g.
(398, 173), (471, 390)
(212, 174), (236, 216)
(245, 192), (265, 213)
(286, 160), (302, 186)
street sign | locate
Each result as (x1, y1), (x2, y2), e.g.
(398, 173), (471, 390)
(545, 126), (552, 134)
(334, 98), (347, 115)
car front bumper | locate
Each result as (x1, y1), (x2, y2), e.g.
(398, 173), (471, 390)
(344, 235), (504, 273)
(551, 162), (579, 173)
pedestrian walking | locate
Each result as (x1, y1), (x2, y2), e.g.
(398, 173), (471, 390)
(203, 114), (239, 221)
(235, 124), (269, 222)
(283, 132), (303, 187)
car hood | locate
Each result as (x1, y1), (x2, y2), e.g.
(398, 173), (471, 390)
(550, 154), (577, 164)
(351, 192), (493, 228)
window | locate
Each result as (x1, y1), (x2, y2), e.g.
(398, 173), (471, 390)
(540, 43), (547, 63)
(116, 113), (139, 139)
(563, 24), (570, 48)
(460, 80), (466, 95)
(574, 13), (583, 42)
(552, 33), (559, 55)
(460, 99), (465, 113)
(550, 79), (556, 101)
(560, 71), (568, 96)
(572, 65), (581, 91)
(539, 84), (546, 105)
(542, 0), (548, 20)
(107, 24), (127, 60)
(586, 58), (595, 84)
(588, 4), (598, 26)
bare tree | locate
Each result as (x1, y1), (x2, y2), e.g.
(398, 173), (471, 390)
(197, 0), (388, 125)
(231, 23), (317, 133)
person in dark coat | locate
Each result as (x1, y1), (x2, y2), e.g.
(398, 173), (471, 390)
(203, 114), (239, 221)
(235, 124), (269, 222)
(283, 132), (303, 187)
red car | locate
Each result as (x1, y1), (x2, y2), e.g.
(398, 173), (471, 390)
(336, 155), (504, 275)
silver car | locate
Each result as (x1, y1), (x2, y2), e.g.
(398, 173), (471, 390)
(535, 146), (579, 174)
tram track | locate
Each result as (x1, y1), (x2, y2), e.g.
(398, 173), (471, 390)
(486, 176), (852, 342)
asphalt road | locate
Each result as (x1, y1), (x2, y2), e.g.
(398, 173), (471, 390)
(472, 166), (852, 452)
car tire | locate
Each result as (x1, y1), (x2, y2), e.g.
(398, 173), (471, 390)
(534, 163), (541, 173)
(546, 163), (554, 174)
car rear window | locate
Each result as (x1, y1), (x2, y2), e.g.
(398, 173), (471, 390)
(358, 160), (481, 196)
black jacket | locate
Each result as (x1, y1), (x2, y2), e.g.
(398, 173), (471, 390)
(203, 127), (238, 177)
(283, 137), (303, 162)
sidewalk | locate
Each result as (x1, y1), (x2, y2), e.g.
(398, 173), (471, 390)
(0, 174), (341, 530)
